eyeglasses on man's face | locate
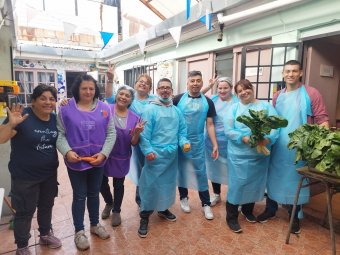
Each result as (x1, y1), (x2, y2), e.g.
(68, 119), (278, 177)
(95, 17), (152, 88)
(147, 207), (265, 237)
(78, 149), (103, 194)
(158, 86), (172, 91)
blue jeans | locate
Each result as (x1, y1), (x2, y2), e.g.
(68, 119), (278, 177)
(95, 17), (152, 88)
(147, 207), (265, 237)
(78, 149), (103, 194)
(68, 167), (104, 232)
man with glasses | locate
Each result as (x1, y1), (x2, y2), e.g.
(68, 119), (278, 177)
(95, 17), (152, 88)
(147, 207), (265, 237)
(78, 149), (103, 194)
(173, 71), (219, 220)
(137, 78), (191, 237)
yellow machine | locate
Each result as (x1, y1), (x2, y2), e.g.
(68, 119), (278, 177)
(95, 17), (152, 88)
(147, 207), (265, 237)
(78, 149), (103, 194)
(0, 80), (20, 117)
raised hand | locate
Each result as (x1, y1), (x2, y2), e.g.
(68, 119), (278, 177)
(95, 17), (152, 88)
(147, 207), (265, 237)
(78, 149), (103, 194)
(7, 103), (29, 128)
(59, 98), (70, 107)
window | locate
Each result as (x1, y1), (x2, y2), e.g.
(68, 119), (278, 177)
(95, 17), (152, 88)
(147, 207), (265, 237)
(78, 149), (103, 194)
(124, 64), (157, 93)
(215, 51), (233, 78)
(14, 69), (57, 107)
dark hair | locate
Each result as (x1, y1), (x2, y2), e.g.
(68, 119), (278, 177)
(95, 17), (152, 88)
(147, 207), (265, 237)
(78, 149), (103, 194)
(157, 78), (172, 88)
(188, 70), (202, 78)
(116, 85), (135, 107)
(32, 84), (57, 101)
(71, 74), (100, 102)
(234, 79), (254, 94)
(284, 60), (302, 70)
(135, 74), (153, 89)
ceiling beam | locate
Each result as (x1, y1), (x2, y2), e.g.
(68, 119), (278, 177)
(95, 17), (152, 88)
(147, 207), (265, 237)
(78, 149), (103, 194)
(139, 0), (166, 20)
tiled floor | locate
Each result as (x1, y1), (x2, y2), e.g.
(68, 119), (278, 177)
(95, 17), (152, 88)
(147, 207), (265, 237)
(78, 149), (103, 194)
(1, 157), (340, 255)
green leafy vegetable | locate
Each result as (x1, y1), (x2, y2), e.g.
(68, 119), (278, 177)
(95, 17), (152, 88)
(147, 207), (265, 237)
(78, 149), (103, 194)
(236, 109), (288, 155)
(288, 124), (340, 176)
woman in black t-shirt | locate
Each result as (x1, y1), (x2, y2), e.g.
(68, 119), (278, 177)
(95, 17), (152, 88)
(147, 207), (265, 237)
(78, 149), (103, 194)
(0, 84), (62, 255)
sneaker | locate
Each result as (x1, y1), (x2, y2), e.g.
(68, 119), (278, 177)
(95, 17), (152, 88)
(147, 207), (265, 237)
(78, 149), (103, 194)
(90, 223), (110, 240)
(240, 211), (257, 223)
(210, 193), (221, 206)
(256, 209), (276, 223)
(39, 230), (62, 249)
(101, 204), (113, 219)
(111, 212), (122, 227)
(138, 218), (149, 238)
(291, 218), (301, 234)
(158, 209), (177, 222)
(16, 247), (31, 255)
(203, 205), (214, 220)
(227, 218), (243, 233)
(74, 230), (90, 251)
(180, 197), (191, 213)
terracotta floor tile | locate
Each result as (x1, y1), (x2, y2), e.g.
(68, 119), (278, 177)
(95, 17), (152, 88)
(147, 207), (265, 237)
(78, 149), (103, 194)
(1, 158), (340, 255)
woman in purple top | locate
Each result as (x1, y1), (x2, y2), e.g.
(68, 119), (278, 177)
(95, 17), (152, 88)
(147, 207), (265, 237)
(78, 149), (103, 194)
(100, 85), (144, 227)
(57, 75), (116, 251)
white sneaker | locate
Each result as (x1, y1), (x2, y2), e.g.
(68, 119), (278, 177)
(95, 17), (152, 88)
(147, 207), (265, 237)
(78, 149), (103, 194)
(180, 198), (191, 213)
(203, 205), (214, 220)
(210, 193), (221, 206)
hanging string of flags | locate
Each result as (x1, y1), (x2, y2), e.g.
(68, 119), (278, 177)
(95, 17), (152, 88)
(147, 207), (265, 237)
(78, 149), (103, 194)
(18, 2), (116, 50)
(17, 0), (214, 52)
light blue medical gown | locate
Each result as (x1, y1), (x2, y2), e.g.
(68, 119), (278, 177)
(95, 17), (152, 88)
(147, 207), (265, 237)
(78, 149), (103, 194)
(205, 95), (239, 185)
(139, 102), (189, 211)
(127, 94), (158, 185)
(267, 85), (312, 205)
(224, 100), (279, 205)
(177, 92), (210, 191)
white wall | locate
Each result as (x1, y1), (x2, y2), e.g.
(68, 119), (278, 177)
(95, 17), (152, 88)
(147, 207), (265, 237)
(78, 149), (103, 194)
(0, 25), (13, 217)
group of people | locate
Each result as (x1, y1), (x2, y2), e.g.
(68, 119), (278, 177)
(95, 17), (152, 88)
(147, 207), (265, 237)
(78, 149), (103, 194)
(0, 59), (329, 254)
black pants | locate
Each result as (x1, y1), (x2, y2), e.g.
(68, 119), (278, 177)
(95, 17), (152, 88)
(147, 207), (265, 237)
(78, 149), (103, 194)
(100, 175), (125, 213)
(211, 182), (221, 194)
(266, 197), (301, 218)
(135, 186), (141, 206)
(226, 201), (255, 221)
(178, 187), (211, 206)
(10, 174), (58, 248)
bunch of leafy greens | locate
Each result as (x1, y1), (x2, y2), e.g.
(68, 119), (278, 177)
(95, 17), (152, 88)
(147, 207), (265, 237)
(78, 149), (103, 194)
(236, 109), (288, 155)
(287, 124), (340, 176)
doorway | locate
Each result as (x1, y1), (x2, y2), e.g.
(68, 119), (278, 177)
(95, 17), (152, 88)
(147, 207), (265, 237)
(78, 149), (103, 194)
(65, 71), (86, 98)
(303, 34), (340, 128)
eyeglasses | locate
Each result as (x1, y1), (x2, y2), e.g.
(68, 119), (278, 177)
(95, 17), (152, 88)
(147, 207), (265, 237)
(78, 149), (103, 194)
(138, 80), (149, 85)
(158, 86), (172, 91)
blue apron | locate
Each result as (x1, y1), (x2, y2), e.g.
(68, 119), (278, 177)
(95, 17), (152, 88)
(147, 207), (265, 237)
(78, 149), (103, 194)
(127, 94), (157, 185)
(139, 103), (189, 211)
(225, 101), (279, 205)
(267, 85), (312, 205)
(177, 92), (209, 191)
(205, 95), (238, 185)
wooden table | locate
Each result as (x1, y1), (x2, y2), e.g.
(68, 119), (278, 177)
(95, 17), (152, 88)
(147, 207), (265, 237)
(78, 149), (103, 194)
(285, 166), (340, 255)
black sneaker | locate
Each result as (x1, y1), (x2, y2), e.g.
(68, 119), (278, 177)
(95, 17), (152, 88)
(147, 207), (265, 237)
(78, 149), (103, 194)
(256, 209), (276, 223)
(157, 209), (177, 222)
(240, 211), (257, 223)
(227, 219), (243, 233)
(138, 218), (149, 238)
(291, 218), (301, 234)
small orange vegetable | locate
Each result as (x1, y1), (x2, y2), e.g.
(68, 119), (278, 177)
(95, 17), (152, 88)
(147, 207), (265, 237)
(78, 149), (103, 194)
(183, 143), (191, 153)
(80, 156), (96, 162)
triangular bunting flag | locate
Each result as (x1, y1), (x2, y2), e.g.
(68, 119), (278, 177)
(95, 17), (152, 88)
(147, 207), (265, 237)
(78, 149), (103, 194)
(168, 26), (182, 48)
(186, 0), (191, 20)
(199, 13), (212, 31)
(100, 31), (114, 50)
(136, 32), (148, 53)
(63, 22), (77, 42)
(26, 5), (40, 25)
